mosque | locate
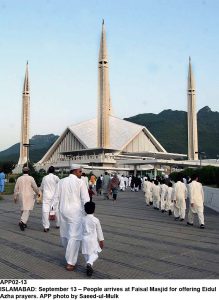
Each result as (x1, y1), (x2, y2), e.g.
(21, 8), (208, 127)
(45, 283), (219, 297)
(15, 21), (218, 175)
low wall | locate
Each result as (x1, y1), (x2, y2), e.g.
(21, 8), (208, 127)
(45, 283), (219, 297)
(204, 186), (219, 213)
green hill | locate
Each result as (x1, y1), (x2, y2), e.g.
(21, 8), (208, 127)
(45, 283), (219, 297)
(124, 106), (219, 158)
(0, 134), (59, 163)
(1, 106), (219, 163)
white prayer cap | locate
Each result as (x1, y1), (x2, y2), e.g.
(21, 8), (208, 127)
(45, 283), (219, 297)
(23, 167), (29, 172)
(70, 164), (82, 171)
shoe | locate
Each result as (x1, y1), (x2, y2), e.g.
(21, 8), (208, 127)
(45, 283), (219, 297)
(19, 222), (25, 231)
(180, 218), (184, 221)
(187, 222), (193, 226)
(86, 263), (93, 277)
(161, 210), (165, 213)
(56, 226), (60, 229)
(200, 224), (205, 229)
(174, 217), (179, 221)
(43, 228), (49, 232)
(66, 264), (75, 271)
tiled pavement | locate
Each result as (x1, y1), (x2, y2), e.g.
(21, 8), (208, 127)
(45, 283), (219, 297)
(0, 190), (219, 279)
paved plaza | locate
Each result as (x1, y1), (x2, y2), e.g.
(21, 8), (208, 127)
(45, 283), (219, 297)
(0, 189), (219, 279)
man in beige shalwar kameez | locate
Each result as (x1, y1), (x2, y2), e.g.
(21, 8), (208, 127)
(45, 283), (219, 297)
(14, 167), (40, 231)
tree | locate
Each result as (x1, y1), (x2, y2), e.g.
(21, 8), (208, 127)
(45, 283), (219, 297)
(0, 161), (15, 175)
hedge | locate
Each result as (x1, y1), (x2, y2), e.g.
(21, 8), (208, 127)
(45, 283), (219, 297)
(169, 166), (219, 187)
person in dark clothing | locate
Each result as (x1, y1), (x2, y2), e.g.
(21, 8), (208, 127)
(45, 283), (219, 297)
(130, 175), (135, 191)
(96, 177), (102, 195)
(88, 185), (95, 201)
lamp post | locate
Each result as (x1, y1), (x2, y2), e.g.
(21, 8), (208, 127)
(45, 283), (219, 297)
(195, 151), (206, 167)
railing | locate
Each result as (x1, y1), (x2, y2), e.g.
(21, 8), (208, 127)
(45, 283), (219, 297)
(204, 186), (219, 213)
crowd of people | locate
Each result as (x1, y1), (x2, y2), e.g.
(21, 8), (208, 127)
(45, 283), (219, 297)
(12, 166), (205, 277)
(142, 175), (205, 229)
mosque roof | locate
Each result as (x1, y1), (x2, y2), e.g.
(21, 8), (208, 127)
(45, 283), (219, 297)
(37, 116), (166, 165)
(68, 115), (165, 152)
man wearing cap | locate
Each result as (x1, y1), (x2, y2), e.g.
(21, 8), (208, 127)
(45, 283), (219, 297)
(53, 164), (90, 271)
(14, 167), (40, 231)
(40, 166), (60, 232)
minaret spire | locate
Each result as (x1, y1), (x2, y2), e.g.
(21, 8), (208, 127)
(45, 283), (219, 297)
(23, 61), (29, 94)
(18, 62), (30, 167)
(97, 20), (111, 148)
(187, 57), (198, 160)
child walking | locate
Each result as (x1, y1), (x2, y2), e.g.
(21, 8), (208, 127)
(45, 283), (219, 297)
(82, 201), (104, 276)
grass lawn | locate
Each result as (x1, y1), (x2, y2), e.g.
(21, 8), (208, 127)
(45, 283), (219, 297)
(2, 183), (15, 195)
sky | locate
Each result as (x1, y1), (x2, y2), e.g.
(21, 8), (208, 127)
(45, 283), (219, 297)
(1, 0), (219, 150)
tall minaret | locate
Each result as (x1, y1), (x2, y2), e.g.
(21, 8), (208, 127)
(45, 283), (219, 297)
(97, 20), (111, 148)
(18, 62), (30, 166)
(187, 57), (198, 160)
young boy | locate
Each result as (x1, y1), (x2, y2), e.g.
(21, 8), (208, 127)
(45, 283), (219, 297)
(82, 201), (104, 276)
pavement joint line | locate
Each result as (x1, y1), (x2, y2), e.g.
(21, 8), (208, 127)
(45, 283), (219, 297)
(0, 257), (43, 279)
(1, 228), (63, 248)
(103, 228), (219, 255)
(0, 237), (113, 279)
(103, 223), (219, 244)
(102, 245), (219, 277)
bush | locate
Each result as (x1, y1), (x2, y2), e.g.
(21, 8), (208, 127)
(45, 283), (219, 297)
(9, 177), (15, 183)
(170, 166), (219, 187)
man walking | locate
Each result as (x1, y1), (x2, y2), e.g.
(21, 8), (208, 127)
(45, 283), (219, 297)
(53, 164), (90, 271)
(40, 166), (60, 232)
(0, 168), (6, 193)
(14, 167), (40, 231)
(102, 171), (110, 199)
(173, 177), (187, 221)
(187, 174), (205, 229)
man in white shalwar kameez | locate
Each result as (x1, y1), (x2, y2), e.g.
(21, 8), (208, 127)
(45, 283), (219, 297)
(143, 178), (153, 206)
(53, 164), (90, 271)
(82, 201), (104, 276)
(81, 173), (89, 188)
(40, 166), (60, 232)
(166, 182), (174, 215)
(173, 178), (187, 221)
(14, 167), (40, 231)
(187, 174), (205, 228)
(152, 180), (160, 209)
(160, 180), (168, 212)
(119, 175), (126, 191)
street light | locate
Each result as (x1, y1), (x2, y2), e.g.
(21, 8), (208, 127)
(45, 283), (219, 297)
(195, 151), (206, 167)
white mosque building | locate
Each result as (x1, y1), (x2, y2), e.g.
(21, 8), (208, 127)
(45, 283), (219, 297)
(35, 21), (185, 174)
(16, 21), (217, 175)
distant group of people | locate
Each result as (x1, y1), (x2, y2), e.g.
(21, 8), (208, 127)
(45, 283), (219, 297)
(142, 174), (205, 229)
(84, 172), (122, 203)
